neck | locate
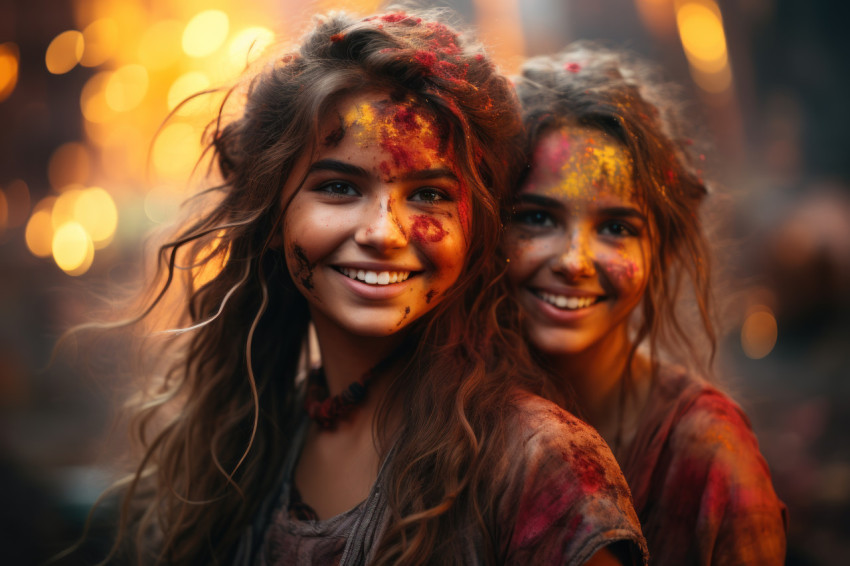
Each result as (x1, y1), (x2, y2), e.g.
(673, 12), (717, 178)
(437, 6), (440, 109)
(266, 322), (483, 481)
(545, 326), (646, 445)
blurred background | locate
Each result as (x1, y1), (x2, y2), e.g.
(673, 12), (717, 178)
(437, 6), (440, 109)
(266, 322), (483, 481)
(1, 0), (848, 563)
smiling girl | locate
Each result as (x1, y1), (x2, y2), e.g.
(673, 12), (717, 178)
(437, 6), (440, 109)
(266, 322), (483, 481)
(103, 14), (647, 566)
(506, 46), (787, 564)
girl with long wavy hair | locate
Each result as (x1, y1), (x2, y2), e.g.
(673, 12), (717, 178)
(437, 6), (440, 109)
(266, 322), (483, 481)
(101, 13), (648, 566)
(505, 45), (787, 565)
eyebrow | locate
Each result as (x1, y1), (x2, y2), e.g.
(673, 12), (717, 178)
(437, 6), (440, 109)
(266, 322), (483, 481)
(307, 159), (459, 182)
(515, 193), (564, 209)
(515, 194), (647, 221)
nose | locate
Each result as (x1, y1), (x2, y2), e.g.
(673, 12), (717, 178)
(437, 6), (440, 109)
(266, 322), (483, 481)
(354, 196), (408, 252)
(552, 230), (594, 279)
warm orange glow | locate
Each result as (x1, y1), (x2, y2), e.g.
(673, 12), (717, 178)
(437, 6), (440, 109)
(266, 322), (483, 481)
(138, 20), (184, 71)
(675, 0), (732, 94)
(105, 64), (149, 112)
(676, 1), (728, 72)
(167, 71), (212, 115)
(471, 0), (526, 75)
(183, 10), (230, 58)
(144, 185), (182, 224)
(46, 30), (85, 74)
(52, 188), (83, 230)
(193, 231), (230, 289)
(220, 26), (275, 79)
(25, 207), (55, 258)
(316, 0), (383, 14)
(74, 187), (118, 248)
(48, 142), (90, 190)
(52, 222), (95, 275)
(0, 42), (19, 103)
(81, 18), (118, 67)
(689, 63), (733, 94)
(81, 71), (116, 123)
(152, 123), (203, 180)
(741, 307), (778, 359)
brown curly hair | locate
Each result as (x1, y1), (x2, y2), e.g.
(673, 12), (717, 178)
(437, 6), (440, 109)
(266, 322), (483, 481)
(103, 10), (553, 566)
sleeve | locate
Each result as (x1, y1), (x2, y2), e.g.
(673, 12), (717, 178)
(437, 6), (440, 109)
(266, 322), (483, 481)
(499, 400), (648, 566)
(645, 391), (788, 566)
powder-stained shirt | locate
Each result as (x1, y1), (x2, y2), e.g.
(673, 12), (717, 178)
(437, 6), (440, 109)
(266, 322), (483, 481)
(244, 390), (648, 566)
(618, 368), (788, 565)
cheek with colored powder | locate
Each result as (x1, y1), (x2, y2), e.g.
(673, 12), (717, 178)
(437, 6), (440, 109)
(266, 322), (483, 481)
(598, 249), (644, 290)
(288, 243), (316, 292)
(396, 306), (411, 327)
(410, 215), (448, 243)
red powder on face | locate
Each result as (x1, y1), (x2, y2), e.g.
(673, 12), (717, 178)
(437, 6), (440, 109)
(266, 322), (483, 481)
(330, 33), (344, 43)
(565, 62), (581, 73)
(411, 215), (447, 242)
(425, 289), (437, 303)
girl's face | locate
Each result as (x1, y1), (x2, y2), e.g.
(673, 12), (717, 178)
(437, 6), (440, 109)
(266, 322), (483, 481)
(504, 126), (652, 357)
(281, 92), (471, 337)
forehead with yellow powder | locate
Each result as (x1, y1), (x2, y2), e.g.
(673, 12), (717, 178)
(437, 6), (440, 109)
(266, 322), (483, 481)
(524, 126), (635, 202)
(329, 95), (447, 180)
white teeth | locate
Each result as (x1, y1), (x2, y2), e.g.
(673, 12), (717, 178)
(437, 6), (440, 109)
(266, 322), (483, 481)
(537, 291), (597, 310)
(338, 268), (411, 285)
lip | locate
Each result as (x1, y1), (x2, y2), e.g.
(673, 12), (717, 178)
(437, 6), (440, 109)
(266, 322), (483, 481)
(331, 265), (420, 300)
(525, 286), (606, 323)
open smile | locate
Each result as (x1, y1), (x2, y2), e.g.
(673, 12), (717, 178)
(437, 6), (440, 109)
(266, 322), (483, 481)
(531, 289), (605, 311)
(335, 266), (417, 286)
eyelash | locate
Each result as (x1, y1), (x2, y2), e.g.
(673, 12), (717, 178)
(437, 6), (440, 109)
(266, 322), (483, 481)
(599, 220), (638, 237)
(315, 181), (360, 198)
(314, 181), (451, 203)
(513, 209), (640, 238)
(513, 209), (555, 228)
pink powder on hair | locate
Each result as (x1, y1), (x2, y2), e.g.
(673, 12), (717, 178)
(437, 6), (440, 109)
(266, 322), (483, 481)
(565, 62), (581, 73)
(330, 33), (344, 43)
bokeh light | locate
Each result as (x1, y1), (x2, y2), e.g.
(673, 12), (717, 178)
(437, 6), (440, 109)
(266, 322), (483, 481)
(74, 187), (118, 248)
(152, 123), (203, 180)
(80, 18), (119, 67)
(138, 20), (184, 71)
(81, 71), (117, 123)
(0, 42), (20, 103)
(52, 222), (95, 275)
(182, 10), (230, 58)
(220, 26), (275, 78)
(25, 205), (55, 258)
(741, 307), (779, 359)
(167, 71), (212, 115)
(675, 0), (732, 94)
(46, 30), (85, 75)
(105, 64), (149, 112)
(52, 188), (84, 230)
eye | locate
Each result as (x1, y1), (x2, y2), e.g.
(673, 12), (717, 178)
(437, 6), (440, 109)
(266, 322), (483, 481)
(409, 187), (449, 203)
(316, 181), (359, 197)
(599, 220), (637, 237)
(513, 209), (555, 228)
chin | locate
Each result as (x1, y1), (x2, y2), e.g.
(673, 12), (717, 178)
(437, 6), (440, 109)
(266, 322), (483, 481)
(528, 326), (598, 358)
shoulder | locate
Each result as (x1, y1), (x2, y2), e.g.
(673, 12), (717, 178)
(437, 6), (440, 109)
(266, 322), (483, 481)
(498, 390), (647, 565)
(644, 369), (787, 564)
